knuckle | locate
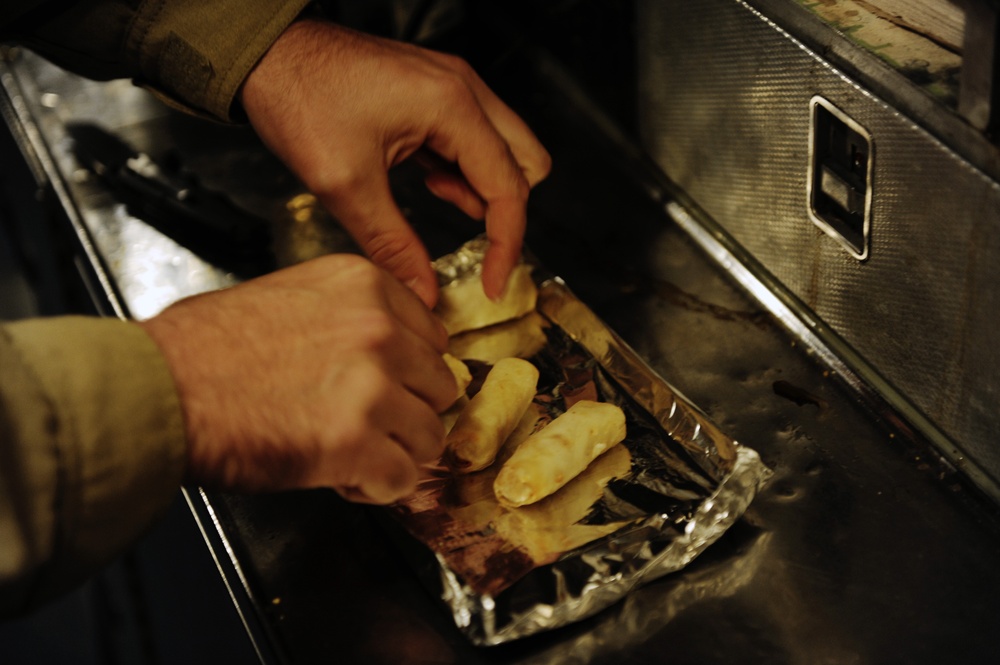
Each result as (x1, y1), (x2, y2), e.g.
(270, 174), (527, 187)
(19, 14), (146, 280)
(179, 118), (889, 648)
(512, 172), (531, 199)
(350, 457), (418, 505)
(358, 314), (400, 352)
(441, 53), (475, 78)
(494, 171), (531, 205)
(379, 464), (419, 503)
(329, 413), (371, 458)
(430, 68), (475, 106)
(532, 149), (553, 181)
(364, 228), (417, 271)
(425, 49), (474, 78)
(305, 162), (365, 199)
(342, 360), (393, 403)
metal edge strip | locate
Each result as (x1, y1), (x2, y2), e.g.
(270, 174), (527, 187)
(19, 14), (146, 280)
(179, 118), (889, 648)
(664, 199), (1000, 506)
(182, 488), (286, 665)
(0, 58), (126, 320)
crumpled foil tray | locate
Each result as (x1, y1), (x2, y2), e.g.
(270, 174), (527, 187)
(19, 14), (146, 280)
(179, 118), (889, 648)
(384, 238), (772, 646)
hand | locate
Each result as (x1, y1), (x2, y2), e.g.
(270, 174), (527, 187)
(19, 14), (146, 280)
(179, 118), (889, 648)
(239, 19), (551, 308)
(138, 254), (456, 504)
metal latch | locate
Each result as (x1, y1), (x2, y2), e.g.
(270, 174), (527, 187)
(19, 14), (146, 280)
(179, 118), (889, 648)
(807, 95), (874, 260)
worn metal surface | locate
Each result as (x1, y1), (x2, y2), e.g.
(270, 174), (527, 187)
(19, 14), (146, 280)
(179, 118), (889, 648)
(637, 0), (1000, 501)
(4, 26), (1000, 665)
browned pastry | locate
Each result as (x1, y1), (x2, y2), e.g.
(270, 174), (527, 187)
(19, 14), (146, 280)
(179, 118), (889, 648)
(445, 357), (539, 473)
(443, 352), (472, 404)
(494, 400), (627, 507)
(447, 311), (548, 364)
(435, 264), (538, 336)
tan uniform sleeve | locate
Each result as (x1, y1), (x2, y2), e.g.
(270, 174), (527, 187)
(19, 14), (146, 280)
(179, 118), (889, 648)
(0, 316), (186, 617)
(1, 0), (312, 121)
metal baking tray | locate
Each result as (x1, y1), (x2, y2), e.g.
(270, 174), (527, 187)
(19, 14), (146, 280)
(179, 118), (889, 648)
(380, 238), (772, 645)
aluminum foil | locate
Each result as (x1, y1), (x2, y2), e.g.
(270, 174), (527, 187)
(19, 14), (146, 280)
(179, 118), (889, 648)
(386, 238), (772, 646)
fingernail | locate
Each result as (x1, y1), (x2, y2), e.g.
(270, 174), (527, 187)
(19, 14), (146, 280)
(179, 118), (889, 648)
(481, 266), (504, 303)
(487, 276), (509, 303)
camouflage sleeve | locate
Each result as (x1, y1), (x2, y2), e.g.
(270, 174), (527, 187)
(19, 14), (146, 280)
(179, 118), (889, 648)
(1, 0), (312, 120)
(0, 316), (186, 616)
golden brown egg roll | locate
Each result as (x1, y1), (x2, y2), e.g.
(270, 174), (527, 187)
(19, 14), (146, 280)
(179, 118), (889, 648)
(442, 352), (472, 404)
(493, 400), (627, 507)
(435, 264), (538, 336)
(447, 311), (548, 363)
(445, 357), (539, 473)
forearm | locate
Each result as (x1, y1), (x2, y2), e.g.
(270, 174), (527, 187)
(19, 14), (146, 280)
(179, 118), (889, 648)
(0, 317), (186, 617)
(1, 0), (311, 120)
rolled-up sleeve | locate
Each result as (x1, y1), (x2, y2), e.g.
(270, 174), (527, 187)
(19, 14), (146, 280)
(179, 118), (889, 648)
(1, 0), (312, 120)
(0, 317), (186, 616)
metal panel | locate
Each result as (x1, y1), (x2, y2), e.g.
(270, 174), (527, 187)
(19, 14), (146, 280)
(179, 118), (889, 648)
(637, 0), (1000, 488)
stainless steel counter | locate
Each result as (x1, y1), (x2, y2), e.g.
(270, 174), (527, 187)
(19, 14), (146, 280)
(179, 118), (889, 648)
(3, 28), (1000, 665)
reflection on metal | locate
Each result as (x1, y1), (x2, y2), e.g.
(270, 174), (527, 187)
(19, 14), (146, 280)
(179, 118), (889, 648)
(0, 50), (355, 321)
(666, 202), (846, 387)
(0, 63), (127, 319)
(104, 206), (236, 320)
(182, 488), (279, 665)
(513, 528), (772, 665)
(286, 193), (320, 223)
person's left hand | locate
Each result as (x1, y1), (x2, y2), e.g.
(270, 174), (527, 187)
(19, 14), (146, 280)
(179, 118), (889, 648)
(138, 254), (457, 503)
(239, 19), (551, 308)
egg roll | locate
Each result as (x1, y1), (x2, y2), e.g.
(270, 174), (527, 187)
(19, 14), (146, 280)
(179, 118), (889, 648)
(494, 400), (627, 507)
(443, 352), (472, 404)
(492, 443), (633, 563)
(445, 357), (539, 473)
(447, 311), (548, 364)
(435, 264), (538, 336)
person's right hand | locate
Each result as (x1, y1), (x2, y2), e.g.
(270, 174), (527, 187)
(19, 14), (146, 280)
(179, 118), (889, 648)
(137, 254), (456, 504)
(239, 19), (552, 309)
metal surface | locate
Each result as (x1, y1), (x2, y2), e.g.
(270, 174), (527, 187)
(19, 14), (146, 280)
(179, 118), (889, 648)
(0, 53), (127, 319)
(744, 0), (1000, 182)
(637, 0), (1000, 502)
(4, 22), (1000, 665)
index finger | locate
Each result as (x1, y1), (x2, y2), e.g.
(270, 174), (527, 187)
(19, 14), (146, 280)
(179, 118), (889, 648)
(425, 52), (551, 187)
(464, 84), (551, 188)
(428, 114), (530, 301)
(482, 196), (526, 301)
